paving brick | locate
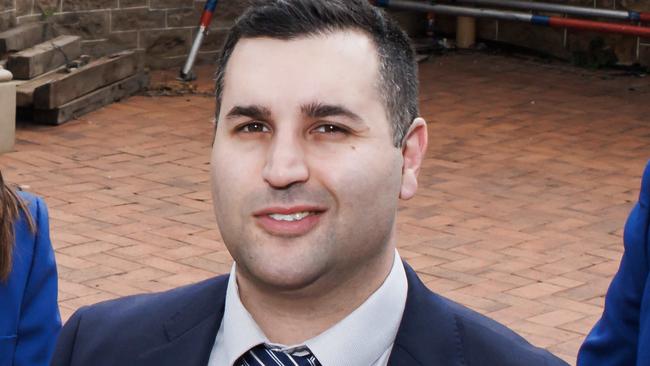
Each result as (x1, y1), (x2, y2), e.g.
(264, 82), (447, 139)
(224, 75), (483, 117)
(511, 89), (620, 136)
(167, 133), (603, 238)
(3, 54), (650, 364)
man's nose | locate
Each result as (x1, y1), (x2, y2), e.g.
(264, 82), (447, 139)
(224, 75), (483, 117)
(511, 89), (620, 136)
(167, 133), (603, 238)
(262, 133), (309, 189)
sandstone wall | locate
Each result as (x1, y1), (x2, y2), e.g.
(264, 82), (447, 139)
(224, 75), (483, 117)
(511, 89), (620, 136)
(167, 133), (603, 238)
(1, 0), (248, 68)
(1, 1), (649, 68)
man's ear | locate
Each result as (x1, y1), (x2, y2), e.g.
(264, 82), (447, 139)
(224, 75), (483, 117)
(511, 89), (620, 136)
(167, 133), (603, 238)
(400, 117), (428, 200)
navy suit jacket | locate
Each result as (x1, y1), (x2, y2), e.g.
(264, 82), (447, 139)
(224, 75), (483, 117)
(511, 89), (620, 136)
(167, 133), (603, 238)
(578, 161), (650, 366)
(52, 262), (565, 365)
(0, 192), (60, 366)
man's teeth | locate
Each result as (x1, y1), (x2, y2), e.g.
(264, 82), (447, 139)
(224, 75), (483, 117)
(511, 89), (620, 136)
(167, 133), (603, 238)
(268, 212), (312, 221)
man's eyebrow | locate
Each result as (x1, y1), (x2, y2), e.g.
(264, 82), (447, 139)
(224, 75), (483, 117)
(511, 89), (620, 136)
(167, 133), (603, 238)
(225, 105), (272, 120)
(301, 102), (363, 122)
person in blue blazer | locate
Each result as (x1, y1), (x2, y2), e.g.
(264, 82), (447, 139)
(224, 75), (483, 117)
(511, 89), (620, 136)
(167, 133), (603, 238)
(578, 161), (650, 366)
(0, 171), (60, 366)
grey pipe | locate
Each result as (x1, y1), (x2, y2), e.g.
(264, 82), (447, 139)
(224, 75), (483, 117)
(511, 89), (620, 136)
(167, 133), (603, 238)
(386, 0), (536, 22)
(453, 0), (635, 20)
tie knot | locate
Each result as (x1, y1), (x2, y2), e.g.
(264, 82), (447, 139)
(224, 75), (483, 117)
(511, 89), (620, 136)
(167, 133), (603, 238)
(237, 344), (321, 366)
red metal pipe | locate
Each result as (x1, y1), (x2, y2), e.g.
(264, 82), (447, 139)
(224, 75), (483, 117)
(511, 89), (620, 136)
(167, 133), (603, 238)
(548, 17), (650, 37)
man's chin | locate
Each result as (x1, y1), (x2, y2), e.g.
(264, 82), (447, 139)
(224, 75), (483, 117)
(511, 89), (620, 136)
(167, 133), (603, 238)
(241, 261), (328, 293)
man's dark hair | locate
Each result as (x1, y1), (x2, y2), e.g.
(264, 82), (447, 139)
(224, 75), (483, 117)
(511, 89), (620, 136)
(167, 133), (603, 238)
(214, 0), (419, 147)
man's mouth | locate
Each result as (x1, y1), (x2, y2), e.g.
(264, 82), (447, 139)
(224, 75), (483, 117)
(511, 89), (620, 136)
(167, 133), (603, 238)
(268, 211), (315, 222)
(254, 207), (325, 236)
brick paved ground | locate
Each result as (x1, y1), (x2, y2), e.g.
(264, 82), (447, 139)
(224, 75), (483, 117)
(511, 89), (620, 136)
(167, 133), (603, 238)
(2, 52), (650, 364)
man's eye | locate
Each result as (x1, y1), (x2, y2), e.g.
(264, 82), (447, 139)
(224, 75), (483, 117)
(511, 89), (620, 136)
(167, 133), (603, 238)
(313, 124), (346, 134)
(238, 122), (269, 133)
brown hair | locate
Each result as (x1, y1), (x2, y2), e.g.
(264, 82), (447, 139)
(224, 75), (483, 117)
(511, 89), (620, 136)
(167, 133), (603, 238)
(214, 0), (418, 147)
(0, 170), (34, 282)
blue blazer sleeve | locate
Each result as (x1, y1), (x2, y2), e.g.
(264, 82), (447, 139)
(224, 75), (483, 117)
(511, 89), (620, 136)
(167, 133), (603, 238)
(1, 193), (61, 366)
(577, 162), (650, 366)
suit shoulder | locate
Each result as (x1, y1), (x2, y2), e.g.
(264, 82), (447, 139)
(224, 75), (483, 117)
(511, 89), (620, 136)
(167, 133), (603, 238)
(73, 275), (228, 326)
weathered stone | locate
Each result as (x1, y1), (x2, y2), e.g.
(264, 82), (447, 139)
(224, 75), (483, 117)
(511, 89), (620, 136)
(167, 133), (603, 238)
(497, 20), (569, 59)
(639, 44), (650, 66)
(476, 18), (498, 41)
(7, 35), (81, 79)
(0, 22), (51, 54)
(167, 7), (199, 28)
(16, 14), (42, 25)
(1, 0), (14, 12)
(596, 0), (616, 9)
(52, 11), (110, 39)
(36, 0), (60, 14)
(150, 0), (193, 9)
(112, 8), (165, 31)
(81, 31), (138, 57)
(386, 9), (422, 37)
(33, 71), (149, 125)
(198, 27), (227, 52)
(62, 0), (117, 12)
(120, 0), (145, 7)
(0, 11), (16, 32)
(568, 32), (637, 66)
(194, 0), (248, 23)
(622, 0), (650, 12)
(15, 0), (31, 16)
(142, 28), (191, 56)
(195, 50), (218, 65)
(146, 53), (185, 69)
(110, 31), (138, 49)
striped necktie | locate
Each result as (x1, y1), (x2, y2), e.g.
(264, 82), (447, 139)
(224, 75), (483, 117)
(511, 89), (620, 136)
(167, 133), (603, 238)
(237, 344), (322, 366)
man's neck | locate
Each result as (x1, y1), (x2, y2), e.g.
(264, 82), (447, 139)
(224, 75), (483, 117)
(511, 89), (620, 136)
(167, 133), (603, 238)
(236, 249), (395, 345)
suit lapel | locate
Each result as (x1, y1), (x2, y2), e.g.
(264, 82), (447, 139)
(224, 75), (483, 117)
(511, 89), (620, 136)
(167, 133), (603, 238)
(388, 263), (462, 366)
(137, 275), (230, 366)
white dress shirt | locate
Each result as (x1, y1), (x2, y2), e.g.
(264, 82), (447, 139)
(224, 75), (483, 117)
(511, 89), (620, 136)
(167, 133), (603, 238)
(207, 250), (408, 366)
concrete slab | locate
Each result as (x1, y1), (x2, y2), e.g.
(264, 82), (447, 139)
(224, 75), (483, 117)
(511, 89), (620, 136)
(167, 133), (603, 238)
(0, 81), (15, 154)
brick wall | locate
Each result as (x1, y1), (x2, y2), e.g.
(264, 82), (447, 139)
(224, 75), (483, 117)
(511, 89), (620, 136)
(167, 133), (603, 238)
(2, 0), (248, 68)
(2, 1), (650, 68)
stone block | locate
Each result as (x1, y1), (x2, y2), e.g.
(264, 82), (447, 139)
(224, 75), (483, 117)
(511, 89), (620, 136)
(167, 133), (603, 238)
(386, 9), (423, 37)
(194, 0), (248, 23)
(62, 0), (117, 12)
(197, 27), (227, 52)
(150, 0), (193, 9)
(623, 0), (650, 12)
(112, 8), (165, 31)
(0, 11), (16, 32)
(1, 0), (14, 12)
(497, 20), (569, 59)
(120, 0), (146, 8)
(476, 18), (498, 42)
(15, 14), (41, 25)
(0, 81), (16, 154)
(52, 11), (110, 39)
(639, 44), (650, 66)
(7, 35), (81, 79)
(36, 0), (60, 13)
(195, 49), (218, 65)
(144, 53), (185, 69)
(15, 0), (31, 16)
(142, 28), (191, 56)
(0, 22), (51, 54)
(79, 31), (138, 58)
(167, 7), (199, 27)
(567, 31), (637, 66)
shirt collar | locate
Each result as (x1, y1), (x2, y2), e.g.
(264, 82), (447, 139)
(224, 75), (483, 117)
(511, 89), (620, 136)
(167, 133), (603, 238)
(216, 250), (408, 366)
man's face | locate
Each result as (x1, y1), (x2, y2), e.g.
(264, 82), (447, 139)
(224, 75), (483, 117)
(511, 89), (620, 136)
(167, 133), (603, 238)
(211, 31), (413, 292)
